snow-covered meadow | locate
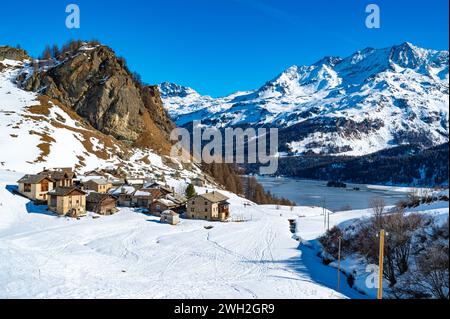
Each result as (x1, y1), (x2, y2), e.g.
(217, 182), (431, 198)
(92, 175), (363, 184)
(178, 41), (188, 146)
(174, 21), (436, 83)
(1, 167), (448, 299)
(0, 168), (369, 299)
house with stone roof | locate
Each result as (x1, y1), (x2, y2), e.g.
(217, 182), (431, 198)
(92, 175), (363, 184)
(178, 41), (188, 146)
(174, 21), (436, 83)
(84, 178), (113, 194)
(41, 167), (77, 187)
(86, 192), (117, 215)
(17, 167), (77, 202)
(47, 187), (87, 217)
(160, 210), (180, 225)
(186, 191), (230, 221)
(108, 185), (136, 207)
(17, 173), (56, 201)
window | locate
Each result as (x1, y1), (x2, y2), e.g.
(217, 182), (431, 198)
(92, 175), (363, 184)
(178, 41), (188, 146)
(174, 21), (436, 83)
(205, 208), (208, 212)
(24, 183), (31, 192)
(41, 180), (49, 192)
(191, 208), (194, 212)
(50, 196), (57, 207)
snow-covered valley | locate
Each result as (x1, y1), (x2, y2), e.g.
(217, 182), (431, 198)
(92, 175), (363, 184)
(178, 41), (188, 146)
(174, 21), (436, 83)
(0, 169), (346, 299)
(1, 169), (447, 299)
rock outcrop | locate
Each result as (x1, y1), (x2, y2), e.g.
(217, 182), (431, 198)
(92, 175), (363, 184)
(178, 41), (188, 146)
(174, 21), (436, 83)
(0, 46), (29, 61)
(23, 42), (174, 153)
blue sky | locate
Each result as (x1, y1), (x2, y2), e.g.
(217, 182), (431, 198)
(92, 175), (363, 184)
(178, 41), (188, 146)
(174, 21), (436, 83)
(0, 0), (448, 97)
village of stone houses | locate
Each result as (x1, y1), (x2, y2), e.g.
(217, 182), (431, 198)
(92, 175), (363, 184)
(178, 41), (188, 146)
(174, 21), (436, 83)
(16, 166), (230, 225)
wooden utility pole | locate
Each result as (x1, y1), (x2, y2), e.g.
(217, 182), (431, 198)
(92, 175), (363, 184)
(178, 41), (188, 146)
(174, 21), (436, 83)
(327, 211), (330, 231)
(377, 229), (385, 300)
(337, 236), (342, 291)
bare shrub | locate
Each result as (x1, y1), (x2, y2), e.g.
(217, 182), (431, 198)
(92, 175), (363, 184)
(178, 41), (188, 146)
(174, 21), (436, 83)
(370, 197), (385, 229)
(319, 226), (344, 260)
(392, 241), (449, 299)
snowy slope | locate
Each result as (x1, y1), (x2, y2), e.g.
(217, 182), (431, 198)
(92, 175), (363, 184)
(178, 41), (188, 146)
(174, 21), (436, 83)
(0, 169), (350, 299)
(160, 43), (449, 156)
(0, 57), (204, 183)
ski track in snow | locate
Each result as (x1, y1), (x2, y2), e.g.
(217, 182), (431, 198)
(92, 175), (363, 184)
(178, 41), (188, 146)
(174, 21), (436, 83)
(0, 170), (351, 299)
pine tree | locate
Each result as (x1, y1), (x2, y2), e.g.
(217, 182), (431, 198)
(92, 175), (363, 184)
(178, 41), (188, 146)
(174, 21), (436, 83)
(42, 45), (52, 60)
(185, 183), (197, 199)
(51, 44), (60, 59)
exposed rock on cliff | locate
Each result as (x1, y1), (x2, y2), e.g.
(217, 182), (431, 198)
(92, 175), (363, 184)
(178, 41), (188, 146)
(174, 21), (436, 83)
(23, 42), (174, 154)
(0, 46), (29, 61)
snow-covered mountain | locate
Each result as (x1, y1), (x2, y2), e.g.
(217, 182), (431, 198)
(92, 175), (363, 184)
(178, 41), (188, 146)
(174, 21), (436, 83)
(160, 43), (449, 156)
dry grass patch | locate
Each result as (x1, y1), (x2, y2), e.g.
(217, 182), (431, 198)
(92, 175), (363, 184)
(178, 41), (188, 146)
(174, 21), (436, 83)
(75, 155), (87, 170)
(27, 96), (54, 116)
(29, 130), (56, 163)
(139, 155), (151, 165)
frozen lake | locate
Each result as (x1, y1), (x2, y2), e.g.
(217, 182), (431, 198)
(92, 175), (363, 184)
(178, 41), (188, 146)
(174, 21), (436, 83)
(257, 177), (411, 211)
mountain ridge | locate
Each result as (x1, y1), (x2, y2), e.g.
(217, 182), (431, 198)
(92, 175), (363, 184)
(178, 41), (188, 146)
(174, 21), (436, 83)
(160, 42), (449, 157)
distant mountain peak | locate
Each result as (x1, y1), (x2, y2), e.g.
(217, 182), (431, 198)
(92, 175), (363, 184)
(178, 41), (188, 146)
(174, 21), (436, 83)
(159, 82), (199, 98)
(313, 56), (343, 67)
(160, 42), (449, 157)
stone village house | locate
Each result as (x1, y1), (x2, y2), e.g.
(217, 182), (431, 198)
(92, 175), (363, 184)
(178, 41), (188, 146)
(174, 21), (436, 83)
(43, 168), (76, 187)
(109, 185), (136, 207)
(47, 187), (87, 217)
(160, 210), (180, 225)
(187, 191), (230, 221)
(17, 168), (77, 202)
(86, 193), (118, 215)
(132, 188), (164, 208)
(17, 174), (55, 202)
(149, 193), (187, 216)
(84, 179), (113, 194)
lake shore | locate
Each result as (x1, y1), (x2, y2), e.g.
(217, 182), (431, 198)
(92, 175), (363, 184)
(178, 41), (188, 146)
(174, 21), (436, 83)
(256, 176), (417, 211)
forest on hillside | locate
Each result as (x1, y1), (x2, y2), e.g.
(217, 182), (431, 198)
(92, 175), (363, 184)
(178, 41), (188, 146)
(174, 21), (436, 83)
(202, 163), (295, 206)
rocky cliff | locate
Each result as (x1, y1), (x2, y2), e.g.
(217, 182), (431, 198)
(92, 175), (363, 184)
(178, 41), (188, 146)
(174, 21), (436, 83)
(0, 46), (29, 62)
(22, 42), (174, 154)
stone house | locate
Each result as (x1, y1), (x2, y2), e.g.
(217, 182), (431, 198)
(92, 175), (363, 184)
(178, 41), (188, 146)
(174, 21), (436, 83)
(84, 179), (113, 194)
(47, 187), (87, 217)
(132, 188), (164, 208)
(42, 168), (76, 187)
(149, 193), (187, 216)
(17, 174), (55, 202)
(109, 185), (136, 207)
(160, 210), (180, 225)
(143, 181), (173, 196)
(86, 192), (118, 215)
(150, 198), (179, 216)
(186, 191), (230, 221)
(125, 178), (145, 188)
